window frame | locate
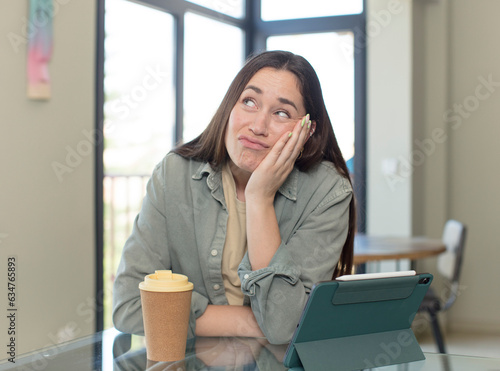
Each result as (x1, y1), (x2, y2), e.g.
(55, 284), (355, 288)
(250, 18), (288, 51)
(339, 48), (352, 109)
(252, 2), (366, 235)
(129, 0), (250, 143)
(95, 0), (366, 333)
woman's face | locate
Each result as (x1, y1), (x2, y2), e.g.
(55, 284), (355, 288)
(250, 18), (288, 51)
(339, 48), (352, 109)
(225, 67), (306, 176)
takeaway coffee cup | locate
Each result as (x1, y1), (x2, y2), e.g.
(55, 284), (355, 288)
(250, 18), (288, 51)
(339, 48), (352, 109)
(139, 270), (193, 362)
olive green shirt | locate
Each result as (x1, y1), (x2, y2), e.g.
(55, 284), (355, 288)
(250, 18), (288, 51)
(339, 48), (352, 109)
(112, 153), (352, 344)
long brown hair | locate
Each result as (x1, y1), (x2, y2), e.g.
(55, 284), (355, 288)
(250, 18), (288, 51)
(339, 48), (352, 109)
(174, 50), (355, 278)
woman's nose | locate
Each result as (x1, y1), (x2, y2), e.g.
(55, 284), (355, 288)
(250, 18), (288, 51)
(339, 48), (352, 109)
(249, 113), (268, 136)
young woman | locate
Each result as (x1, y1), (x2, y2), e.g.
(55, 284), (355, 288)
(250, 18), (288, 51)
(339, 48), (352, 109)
(113, 50), (355, 344)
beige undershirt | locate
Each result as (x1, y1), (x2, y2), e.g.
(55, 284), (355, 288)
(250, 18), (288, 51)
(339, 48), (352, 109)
(221, 164), (247, 306)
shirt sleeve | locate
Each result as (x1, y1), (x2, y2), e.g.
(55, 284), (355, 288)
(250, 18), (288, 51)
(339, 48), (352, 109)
(112, 161), (209, 338)
(237, 186), (352, 344)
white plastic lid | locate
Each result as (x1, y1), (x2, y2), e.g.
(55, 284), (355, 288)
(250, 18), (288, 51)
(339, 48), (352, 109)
(138, 270), (194, 292)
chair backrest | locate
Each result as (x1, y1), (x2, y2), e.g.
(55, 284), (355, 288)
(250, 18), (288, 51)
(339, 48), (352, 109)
(437, 219), (467, 309)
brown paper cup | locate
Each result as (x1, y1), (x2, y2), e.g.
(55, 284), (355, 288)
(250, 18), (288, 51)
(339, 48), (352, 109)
(139, 270), (193, 362)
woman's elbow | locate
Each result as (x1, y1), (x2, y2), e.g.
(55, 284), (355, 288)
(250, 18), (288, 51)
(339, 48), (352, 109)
(112, 305), (129, 333)
(112, 302), (144, 335)
(261, 319), (295, 345)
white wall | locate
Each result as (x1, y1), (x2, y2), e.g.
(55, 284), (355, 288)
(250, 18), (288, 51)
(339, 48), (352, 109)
(367, 0), (413, 237)
(368, 0), (500, 334)
(0, 0), (96, 355)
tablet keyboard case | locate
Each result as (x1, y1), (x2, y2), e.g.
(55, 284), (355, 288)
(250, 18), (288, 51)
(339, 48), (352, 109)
(283, 273), (433, 371)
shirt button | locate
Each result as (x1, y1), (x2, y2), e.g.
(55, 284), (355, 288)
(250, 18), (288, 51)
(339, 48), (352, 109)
(211, 249), (218, 256)
(243, 274), (249, 280)
(213, 284), (220, 290)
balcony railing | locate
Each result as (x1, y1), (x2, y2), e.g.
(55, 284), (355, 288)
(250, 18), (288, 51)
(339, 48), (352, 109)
(103, 173), (150, 328)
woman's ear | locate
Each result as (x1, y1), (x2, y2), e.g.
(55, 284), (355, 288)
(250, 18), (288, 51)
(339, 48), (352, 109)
(305, 120), (317, 143)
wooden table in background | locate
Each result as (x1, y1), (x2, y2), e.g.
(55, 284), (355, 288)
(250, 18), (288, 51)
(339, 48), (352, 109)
(353, 234), (446, 265)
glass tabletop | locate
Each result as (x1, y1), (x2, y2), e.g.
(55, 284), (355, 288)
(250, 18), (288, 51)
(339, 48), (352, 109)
(1, 328), (499, 371)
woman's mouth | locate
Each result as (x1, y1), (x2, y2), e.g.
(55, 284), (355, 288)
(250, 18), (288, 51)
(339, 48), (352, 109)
(238, 136), (269, 150)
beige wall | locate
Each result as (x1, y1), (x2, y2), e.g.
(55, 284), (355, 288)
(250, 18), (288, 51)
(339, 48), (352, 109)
(444, 0), (500, 333)
(368, 0), (500, 333)
(0, 0), (96, 355)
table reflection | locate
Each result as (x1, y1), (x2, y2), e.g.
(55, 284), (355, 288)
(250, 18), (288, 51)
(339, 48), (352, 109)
(113, 335), (287, 371)
(2, 329), (500, 371)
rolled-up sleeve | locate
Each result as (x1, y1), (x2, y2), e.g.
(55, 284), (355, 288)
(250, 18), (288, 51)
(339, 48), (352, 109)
(238, 183), (352, 344)
(112, 159), (210, 338)
(188, 291), (210, 338)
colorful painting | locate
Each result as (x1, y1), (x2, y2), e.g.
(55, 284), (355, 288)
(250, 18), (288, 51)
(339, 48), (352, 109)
(27, 0), (53, 100)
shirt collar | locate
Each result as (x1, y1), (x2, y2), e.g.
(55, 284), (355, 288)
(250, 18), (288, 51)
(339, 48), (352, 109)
(192, 162), (222, 191)
(192, 161), (298, 201)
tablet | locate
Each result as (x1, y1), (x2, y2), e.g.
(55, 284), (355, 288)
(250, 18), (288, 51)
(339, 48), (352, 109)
(283, 272), (432, 371)
(335, 270), (416, 281)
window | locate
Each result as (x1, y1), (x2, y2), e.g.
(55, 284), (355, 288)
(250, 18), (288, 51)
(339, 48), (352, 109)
(258, 3), (367, 232)
(102, 0), (175, 329)
(99, 0), (246, 331)
(267, 32), (355, 166)
(96, 0), (365, 332)
(104, 0), (175, 174)
(261, 0), (363, 21)
(183, 12), (244, 141)
(185, 0), (245, 18)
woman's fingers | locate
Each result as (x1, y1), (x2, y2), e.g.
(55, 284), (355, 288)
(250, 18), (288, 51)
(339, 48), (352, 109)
(247, 114), (312, 197)
(293, 113), (312, 158)
(274, 113), (310, 167)
(258, 122), (295, 166)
